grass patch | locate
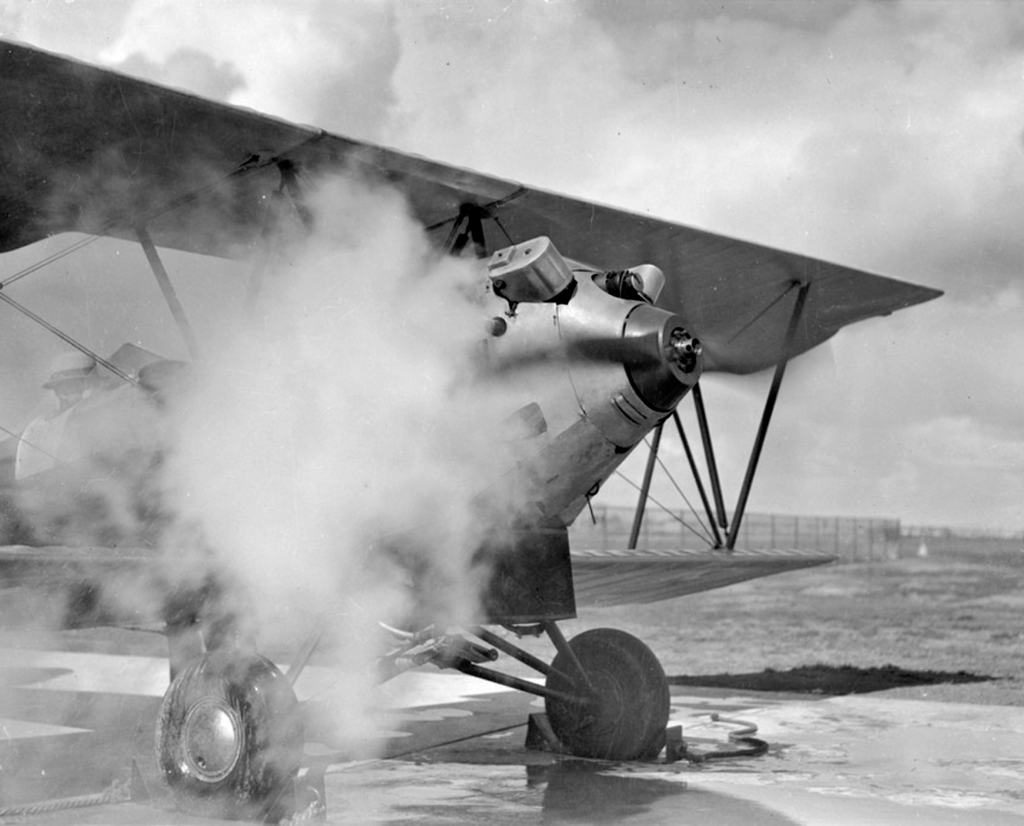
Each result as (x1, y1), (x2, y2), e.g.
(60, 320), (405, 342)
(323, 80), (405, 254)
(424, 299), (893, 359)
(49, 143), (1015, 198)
(668, 664), (994, 695)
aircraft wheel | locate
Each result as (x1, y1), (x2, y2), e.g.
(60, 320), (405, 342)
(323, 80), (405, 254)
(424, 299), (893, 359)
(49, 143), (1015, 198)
(545, 628), (669, 760)
(155, 650), (304, 820)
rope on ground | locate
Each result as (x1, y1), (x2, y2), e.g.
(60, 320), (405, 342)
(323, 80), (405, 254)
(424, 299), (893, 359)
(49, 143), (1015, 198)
(0, 777), (131, 818)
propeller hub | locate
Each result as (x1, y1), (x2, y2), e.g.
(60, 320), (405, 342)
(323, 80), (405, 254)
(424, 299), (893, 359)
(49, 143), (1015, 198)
(622, 305), (703, 411)
(667, 327), (702, 374)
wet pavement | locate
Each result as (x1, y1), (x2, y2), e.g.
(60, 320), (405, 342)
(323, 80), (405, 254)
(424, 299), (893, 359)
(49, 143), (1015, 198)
(1, 630), (1023, 824)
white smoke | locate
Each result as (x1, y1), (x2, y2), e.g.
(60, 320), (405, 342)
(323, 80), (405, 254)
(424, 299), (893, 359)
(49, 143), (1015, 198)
(152, 173), (510, 751)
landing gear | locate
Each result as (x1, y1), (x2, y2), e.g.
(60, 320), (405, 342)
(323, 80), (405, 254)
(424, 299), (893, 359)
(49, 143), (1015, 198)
(152, 619), (667, 820)
(545, 628), (669, 760)
(380, 622), (670, 762)
(155, 651), (304, 821)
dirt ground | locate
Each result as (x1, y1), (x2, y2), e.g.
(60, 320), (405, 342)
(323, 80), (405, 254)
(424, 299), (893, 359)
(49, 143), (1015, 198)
(4, 540), (1023, 707)
(547, 544), (1024, 705)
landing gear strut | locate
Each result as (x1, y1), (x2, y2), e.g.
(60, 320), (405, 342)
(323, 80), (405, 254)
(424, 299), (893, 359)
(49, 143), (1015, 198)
(380, 621), (671, 761)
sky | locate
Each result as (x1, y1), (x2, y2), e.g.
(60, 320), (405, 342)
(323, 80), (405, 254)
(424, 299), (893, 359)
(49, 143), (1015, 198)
(1, 0), (1022, 534)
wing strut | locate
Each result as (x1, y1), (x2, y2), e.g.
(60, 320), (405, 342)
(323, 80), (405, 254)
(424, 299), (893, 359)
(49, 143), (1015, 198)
(671, 411), (724, 548)
(443, 203), (490, 258)
(622, 280), (811, 551)
(726, 281), (810, 549)
(691, 382), (729, 530)
(136, 225), (202, 361)
(627, 421), (663, 549)
(247, 161), (315, 313)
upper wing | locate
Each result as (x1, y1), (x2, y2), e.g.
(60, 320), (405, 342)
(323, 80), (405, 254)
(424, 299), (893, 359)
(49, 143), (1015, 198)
(0, 40), (941, 374)
(570, 547), (834, 607)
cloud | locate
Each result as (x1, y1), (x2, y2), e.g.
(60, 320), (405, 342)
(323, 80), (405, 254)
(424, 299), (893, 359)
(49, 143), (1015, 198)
(114, 48), (247, 101)
(100, 0), (399, 140)
(1, 0), (134, 59)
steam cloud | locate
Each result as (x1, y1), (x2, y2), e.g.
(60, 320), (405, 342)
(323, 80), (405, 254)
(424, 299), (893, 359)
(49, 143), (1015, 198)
(0, 159), (535, 761)
(149, 174), (512, 752)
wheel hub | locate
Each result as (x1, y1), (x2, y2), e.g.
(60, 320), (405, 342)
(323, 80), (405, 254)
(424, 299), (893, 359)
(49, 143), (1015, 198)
(182, 698), (242, 782)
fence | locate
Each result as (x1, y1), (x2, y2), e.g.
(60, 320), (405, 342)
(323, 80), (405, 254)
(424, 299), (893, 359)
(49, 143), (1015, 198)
(898, 525), (1024, 561)
(568, 505), (902, 563)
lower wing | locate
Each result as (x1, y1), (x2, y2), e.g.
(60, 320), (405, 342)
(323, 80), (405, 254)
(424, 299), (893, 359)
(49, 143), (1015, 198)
(0, 544), (834, 622)
(570, 547), (834, 607)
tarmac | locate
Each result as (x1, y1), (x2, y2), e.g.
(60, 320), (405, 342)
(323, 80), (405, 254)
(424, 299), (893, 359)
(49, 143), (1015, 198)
(1, 629), (1023, 824)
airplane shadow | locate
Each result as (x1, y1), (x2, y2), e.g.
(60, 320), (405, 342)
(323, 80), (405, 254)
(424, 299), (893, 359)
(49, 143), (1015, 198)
(0, 666), (73, 687)
(527, 760), (798, 825)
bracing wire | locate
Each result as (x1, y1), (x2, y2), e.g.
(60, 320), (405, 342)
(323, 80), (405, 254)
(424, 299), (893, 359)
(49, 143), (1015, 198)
(727, 281), (800, 345)
(646, 434), (715, 542)
(0, 234), (107, 290)
(0, 422), (61, 464)
(0, 291), (142, 391)
(612, 466), (715, 548)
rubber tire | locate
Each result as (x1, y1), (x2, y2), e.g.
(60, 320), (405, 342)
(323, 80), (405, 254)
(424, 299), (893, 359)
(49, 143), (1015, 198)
(545, 628), (669, 760)
(155, 650), (304, 821)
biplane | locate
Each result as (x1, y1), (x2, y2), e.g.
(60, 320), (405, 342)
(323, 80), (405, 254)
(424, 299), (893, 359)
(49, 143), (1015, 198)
(0, 40), (941, 820)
